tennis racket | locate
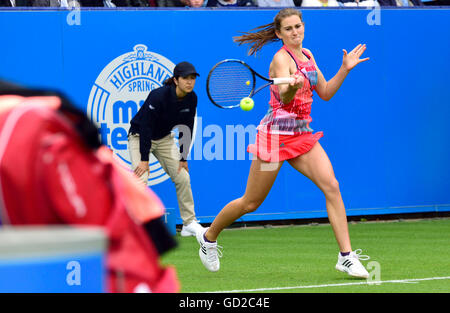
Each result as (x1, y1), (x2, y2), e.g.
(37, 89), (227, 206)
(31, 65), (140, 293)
(206, 59), (295, 109)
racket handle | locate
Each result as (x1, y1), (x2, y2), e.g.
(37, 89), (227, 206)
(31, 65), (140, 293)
(272, 77), (295, 85)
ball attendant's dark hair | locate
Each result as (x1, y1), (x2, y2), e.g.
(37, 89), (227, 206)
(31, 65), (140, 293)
(163, 76), (179, 86)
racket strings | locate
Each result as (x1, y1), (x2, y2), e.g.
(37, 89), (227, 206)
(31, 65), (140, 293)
(208, 62), (254, 107)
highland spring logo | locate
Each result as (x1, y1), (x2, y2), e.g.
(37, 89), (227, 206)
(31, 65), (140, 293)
(88, 45), (266, 185)
(87, 44), (176, 186)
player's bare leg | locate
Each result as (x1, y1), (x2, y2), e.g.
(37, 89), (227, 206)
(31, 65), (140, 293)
(288, 143), (369, 278)
(197, 157), (283, 272)
(206, 157), (283, 241)
(287, 142), (351, 252)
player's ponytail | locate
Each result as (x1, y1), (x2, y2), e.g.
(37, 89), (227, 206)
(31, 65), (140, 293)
(233, 22), (277, 56)
(233, 8), (303, 56)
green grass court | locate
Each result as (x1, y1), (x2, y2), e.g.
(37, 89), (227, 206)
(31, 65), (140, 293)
(161, 218), (450, 293)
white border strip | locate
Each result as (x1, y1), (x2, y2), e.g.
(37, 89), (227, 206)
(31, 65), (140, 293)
(202, 276), (450, 293)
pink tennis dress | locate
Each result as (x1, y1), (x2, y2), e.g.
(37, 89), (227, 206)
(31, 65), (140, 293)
(248, 45), (323, 162)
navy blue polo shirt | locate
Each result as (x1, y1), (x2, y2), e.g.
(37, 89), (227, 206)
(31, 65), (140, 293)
(129, 84), (197, 162)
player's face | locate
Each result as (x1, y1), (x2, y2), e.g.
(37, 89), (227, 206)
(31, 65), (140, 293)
(276, 15), (304, 47)
(175, 74), (197, 97)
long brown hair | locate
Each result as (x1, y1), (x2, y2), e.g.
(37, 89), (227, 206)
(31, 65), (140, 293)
(233, 8), (303, 56)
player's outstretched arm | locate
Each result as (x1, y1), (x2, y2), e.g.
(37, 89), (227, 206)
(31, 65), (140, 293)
(307, 44), (369, 101)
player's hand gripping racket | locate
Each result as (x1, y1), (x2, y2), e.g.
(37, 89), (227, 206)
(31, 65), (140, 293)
(206, 59), (295, 109)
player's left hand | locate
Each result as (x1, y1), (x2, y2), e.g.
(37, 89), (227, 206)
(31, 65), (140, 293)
(342, 44), (370, 72)
(178, 160), (189, 173)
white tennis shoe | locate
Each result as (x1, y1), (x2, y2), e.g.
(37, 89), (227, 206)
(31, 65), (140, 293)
(180, 220), (204, 237)
(196, 227), (223, 272)
(335, 249), (370, 279)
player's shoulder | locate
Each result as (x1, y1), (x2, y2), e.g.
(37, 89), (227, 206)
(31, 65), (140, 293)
(302, 48), (315, 59)
(273, 49), (290, 61)
(272, 49), (292, 66)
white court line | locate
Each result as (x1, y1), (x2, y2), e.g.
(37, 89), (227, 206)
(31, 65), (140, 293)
(202, 276), (450, 293)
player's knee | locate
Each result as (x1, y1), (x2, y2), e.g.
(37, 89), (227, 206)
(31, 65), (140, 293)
(243, 199), (262, 214)
(323, 177), (340, 195)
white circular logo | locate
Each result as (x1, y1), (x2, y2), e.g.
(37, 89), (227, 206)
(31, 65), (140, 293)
(87, 44), (175, 186)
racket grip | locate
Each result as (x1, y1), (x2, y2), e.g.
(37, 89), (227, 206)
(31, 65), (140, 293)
(272, 77), (295, 85)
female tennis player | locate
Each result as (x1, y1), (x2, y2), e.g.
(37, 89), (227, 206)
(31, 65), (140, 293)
(197, 8), (371, 278)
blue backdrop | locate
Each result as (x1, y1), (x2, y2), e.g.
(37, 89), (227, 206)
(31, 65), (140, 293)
(1, 8), (449, 224)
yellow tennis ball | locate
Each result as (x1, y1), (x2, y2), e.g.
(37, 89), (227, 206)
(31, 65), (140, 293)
(245, 80), (250, 86)
(240, 97), (254, 111)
